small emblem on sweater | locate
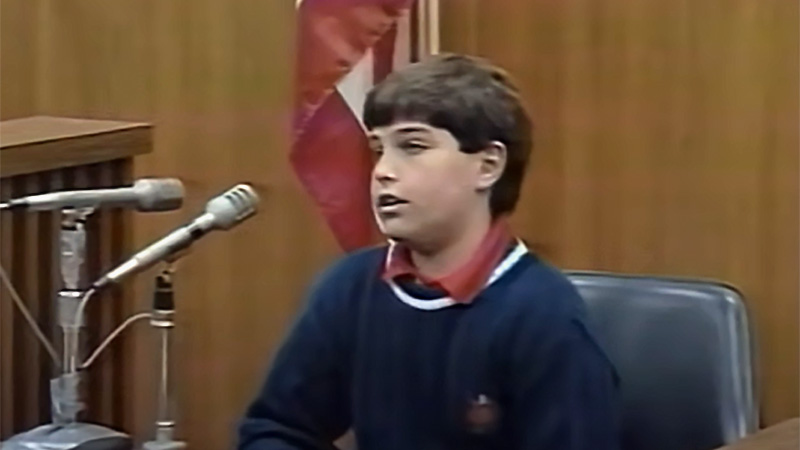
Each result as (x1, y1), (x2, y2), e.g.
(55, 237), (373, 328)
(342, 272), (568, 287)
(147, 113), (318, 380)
(465, 394), (500, 434)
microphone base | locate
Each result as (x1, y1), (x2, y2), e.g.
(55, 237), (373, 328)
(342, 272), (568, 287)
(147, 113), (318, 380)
(141, 439), (187, 450)
(1, 422), (132, 450)
(141, 423), (185, 450)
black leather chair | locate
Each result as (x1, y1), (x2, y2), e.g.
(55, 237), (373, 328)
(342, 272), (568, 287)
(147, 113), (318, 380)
(568, 272), (759, 450)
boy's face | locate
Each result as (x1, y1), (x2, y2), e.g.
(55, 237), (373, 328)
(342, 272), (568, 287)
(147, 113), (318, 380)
(368, 121), (504, 245)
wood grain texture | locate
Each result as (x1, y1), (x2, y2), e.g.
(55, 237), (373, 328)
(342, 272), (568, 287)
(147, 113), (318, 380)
(716, 418), (799, 450)
(32, 0), (340, 448)
(441, 0), (799, 425)
(0, 178), (14, 437)
(17, 174), (45, 427)
(0, 116), (152, 177)
(0, 0), (38, 120)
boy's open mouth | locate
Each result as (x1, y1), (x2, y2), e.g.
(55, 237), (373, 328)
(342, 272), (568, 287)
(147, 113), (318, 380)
(376, 194), (409, 211)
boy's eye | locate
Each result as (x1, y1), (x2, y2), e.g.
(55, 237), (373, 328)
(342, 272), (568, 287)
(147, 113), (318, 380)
(399, 141), (429, 153)
(368, 142), (384, 155)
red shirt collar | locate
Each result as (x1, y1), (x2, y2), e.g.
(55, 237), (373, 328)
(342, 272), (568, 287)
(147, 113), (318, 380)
(382, 219), (514, 304)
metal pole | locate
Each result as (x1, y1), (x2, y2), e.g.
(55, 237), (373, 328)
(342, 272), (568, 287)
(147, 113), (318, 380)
(143, 269), (186, 450)
(54, 208), (92, 423)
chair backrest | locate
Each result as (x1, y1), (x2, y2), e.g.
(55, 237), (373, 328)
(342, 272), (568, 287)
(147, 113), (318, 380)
(567, 272), (758, 450)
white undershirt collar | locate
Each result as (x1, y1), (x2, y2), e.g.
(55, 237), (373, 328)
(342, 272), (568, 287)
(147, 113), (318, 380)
(386, 240), (529, 311)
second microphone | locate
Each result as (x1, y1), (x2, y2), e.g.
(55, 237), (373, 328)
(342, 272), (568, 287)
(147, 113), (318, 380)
(92, 184), (260, 290)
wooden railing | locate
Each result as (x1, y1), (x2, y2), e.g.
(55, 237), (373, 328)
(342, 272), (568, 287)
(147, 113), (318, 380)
(0, 116), (152, 439)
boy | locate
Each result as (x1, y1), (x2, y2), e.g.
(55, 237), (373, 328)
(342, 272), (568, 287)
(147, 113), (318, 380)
(239, 54), (620, 450)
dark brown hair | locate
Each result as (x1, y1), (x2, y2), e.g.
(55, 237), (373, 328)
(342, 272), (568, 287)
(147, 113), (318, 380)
(364, 53), (533, 217)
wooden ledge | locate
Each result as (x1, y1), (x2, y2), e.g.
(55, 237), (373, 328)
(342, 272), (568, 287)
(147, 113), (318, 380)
(0, 116), (152, 178)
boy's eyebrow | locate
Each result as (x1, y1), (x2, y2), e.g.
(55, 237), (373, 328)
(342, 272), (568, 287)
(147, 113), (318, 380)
(393, 125), (433, 136)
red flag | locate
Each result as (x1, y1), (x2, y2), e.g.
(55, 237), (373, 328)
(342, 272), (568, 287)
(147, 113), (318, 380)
(293, 0), (414, 251)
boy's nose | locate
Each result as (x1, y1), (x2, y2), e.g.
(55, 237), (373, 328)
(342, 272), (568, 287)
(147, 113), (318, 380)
(373, 155), (398, 183)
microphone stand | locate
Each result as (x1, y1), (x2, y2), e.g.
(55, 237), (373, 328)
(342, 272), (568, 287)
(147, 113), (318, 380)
(142, 267), (186, 450)
(3, 208), (132, 450)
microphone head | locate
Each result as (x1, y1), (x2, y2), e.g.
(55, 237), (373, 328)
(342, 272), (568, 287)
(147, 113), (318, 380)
(133, 178), (185, 212)
(206, 184), (260, 229)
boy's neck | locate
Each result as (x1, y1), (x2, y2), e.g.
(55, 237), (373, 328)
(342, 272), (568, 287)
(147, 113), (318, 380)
(409, 210), (493, 279)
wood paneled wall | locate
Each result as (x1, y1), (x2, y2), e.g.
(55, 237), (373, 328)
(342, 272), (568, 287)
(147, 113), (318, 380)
(0, 0), (38, 120)
(18, 1), (340, 448)
(440, 0), (799, 425)
(0, 0), (796, 447)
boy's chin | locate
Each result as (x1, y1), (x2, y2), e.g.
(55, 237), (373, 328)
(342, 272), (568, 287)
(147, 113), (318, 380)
(378, 222), (413, 243)
(381, 229), (409, 243)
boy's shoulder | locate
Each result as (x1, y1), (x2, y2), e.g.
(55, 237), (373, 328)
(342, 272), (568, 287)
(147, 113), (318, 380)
(496, 254), (609, 358)
(299, 245), (387, 318)
(307, 245), (387, 295)
(497, 252), (588, 321)
(322, 245), (386, 279)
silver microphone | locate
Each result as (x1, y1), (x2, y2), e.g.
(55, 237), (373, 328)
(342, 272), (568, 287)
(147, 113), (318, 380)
(0, 178), (185, 212)
(92, 184), (259, 289)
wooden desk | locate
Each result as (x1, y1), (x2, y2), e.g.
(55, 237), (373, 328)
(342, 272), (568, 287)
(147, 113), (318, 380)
(717, 418), (799, 450)
(0, 116), (151, 439)
(1, 116), (150, 177)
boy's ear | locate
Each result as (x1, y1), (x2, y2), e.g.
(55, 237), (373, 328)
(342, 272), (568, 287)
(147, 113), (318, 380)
(476, 141), (507, 191)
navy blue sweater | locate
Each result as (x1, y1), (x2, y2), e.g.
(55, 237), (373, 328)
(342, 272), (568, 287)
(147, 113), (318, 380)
(239, 246), (620, 450)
